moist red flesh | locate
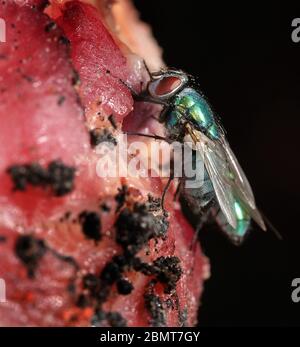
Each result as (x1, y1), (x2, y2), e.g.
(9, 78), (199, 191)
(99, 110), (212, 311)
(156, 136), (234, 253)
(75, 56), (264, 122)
(0, 0), (208, 326)
(55, 1), (137, 123)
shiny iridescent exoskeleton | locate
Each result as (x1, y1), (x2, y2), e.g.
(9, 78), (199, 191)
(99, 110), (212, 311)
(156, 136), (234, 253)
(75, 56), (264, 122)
(141, 69), (266, 244)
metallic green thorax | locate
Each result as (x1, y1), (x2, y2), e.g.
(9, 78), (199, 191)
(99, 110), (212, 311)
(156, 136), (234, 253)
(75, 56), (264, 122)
(166, 87), (221, 141)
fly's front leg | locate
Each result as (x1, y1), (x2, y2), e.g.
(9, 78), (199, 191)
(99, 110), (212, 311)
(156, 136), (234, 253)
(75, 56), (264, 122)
(125, 132), (173, 144)
(119, 78), (168, 106)
(158, 105), (171, 123)
(142, 59), (153, 80)
(118, 78), (144, 100)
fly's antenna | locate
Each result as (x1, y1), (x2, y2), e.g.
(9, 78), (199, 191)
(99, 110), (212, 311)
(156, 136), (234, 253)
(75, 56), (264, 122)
(260, 210), (283, 241)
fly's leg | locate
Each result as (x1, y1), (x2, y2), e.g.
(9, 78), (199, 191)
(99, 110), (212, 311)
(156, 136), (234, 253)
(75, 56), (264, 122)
(173, 180), (182, 201)
(142, 59), (153, 80)
(161, 173), (174, 214)
(106, 66), (166, 105)
(189, 212), (210, 251)
(125, 132), (177, 215)
(189, 210), (212, 274)
(119, 78), (168, 106)
(118, 78), (144, 100)
(125, 132), (173, 144)
(187, 174), (216, 250)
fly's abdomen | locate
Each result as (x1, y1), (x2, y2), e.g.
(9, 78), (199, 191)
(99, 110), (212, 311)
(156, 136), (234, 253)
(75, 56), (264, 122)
(181, 165), (215, 215)
(181, 153), (251, 244)
(183, 176), (251, 244)
(214, 198), (251, 244)
(173, 87), (221, 141)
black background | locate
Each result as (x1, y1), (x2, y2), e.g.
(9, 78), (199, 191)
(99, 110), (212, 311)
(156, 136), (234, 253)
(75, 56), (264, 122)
(134, 0), (300, 326)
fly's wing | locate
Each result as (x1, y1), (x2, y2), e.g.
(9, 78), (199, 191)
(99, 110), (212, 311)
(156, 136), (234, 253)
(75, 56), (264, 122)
(190, 127), (266, 231)
(222, 139), (255, 208)
(221, 137), (266, 230)
(196, 136), (238, 229)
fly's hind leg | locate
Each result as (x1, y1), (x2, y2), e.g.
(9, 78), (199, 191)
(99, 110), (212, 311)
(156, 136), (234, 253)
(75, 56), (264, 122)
(189, 212), (210, 251)
(173, 180), (182, 201)
(161, 173), (175, 214)
(188, 210), (212, 274)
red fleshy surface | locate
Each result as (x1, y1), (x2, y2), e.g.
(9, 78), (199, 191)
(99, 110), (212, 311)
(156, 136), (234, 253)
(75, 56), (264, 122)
(56, 1), (137, 122)
(0, 0), (90, 223)
(0, 0), (208, 327)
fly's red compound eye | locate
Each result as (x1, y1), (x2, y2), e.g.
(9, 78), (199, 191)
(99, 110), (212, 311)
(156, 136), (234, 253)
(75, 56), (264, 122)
(154, 76), (182, 96)
(148, 70), (188, 100)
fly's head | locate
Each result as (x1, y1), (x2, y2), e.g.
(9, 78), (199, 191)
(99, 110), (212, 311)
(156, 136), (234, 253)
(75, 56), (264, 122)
(146, 69), (189, 121)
